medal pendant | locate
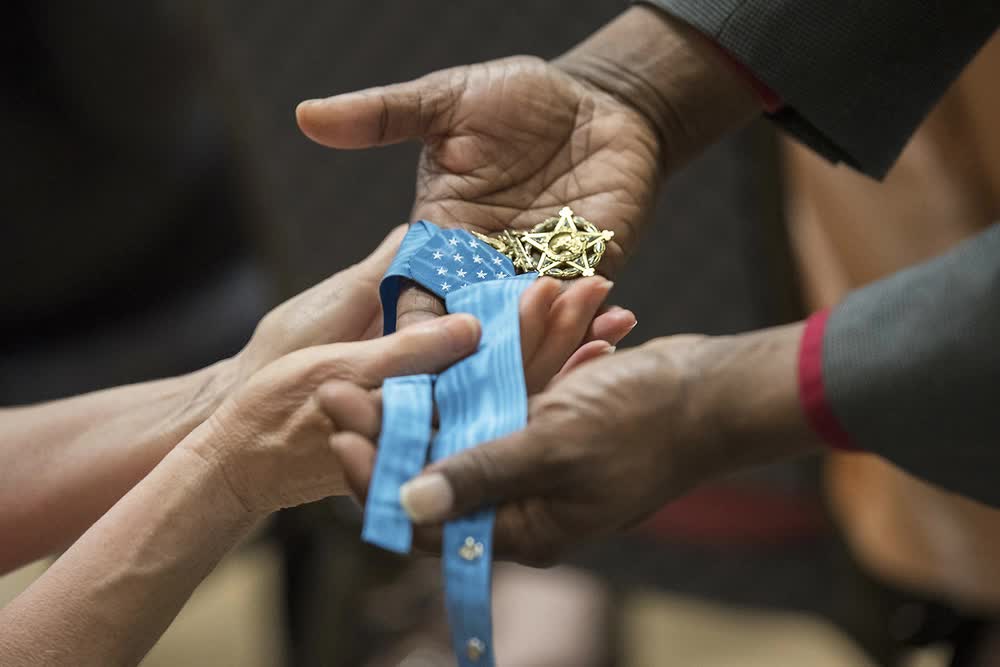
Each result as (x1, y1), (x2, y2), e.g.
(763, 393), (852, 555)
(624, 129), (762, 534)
(473, 207), (614, 279)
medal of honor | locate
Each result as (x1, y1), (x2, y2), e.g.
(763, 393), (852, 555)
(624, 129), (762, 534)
(369, 207), (614, 667)
(473, 206), (614, 278)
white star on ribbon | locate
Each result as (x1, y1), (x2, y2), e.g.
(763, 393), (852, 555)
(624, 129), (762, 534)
(492, 257), (503, 265)
(441, 282), (451, 291)
(447, 238), (460, 247)
(453, 254), (464, 263)
(476, 270), (487, 279)
(436, 267), (447, 276)
(456, 269), (467, 278)
(496, 271), (507, 279)
(432, 250), (444, 260)
(473, 255), (483, 264)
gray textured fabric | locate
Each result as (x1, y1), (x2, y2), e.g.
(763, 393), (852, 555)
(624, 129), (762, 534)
(641, 0), (1000, 178)
(823, 224), (1000, 507)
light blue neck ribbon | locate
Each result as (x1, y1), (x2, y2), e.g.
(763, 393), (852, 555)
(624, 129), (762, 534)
(365, 221), (536, 666)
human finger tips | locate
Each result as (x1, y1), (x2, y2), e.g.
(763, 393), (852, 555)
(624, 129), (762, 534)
(316, 381), (382, 439)
(518, 278), (561, 365)
(586, 308), (637, 345)
(347, 313), (480, 386)
(329, 432), (377, 504)
(548, 278), (611, 342)
(526, 278), (611, 387)
(296, 75), (447, 150)
(391, 313), (481, 373)
(423, 428), (550, 521)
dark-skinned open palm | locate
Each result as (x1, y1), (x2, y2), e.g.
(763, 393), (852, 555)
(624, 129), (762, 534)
(296, 55), (662, 329)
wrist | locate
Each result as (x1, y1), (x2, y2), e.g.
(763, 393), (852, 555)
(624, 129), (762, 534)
(168, 443), (263, 529)
(135, 357), (240, 471)
(661, 324), (823, 478)
(177, 418), (270, 523)
(179, 357), (240, 426)
(554, 5), (761, 171)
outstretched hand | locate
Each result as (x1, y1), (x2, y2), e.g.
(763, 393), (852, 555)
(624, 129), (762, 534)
(297, 55), (662, 329)
(296, 4), (761, 333)
(324, 325), (819, 565)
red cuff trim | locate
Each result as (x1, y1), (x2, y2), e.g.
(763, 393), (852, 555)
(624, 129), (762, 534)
(707, 42), (784, 114)
(798, 309), (859, 451)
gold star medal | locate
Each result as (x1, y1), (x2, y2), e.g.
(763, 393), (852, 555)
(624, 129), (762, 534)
(472, 207), (614, 279)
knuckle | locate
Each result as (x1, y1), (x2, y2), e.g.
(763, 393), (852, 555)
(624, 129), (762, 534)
(345, 259), (381, 287)
(315, 380), (355, 418)
(530, 391), (572, 419)
(303, 397), (336, 435)
(498, 507), (562, 568)
(250, 308), (289, 349)
(264, 350), (323, 389)
(300, 348), (364, 386)
(399, 285), (446, 315)
(376, 91), (391, 143)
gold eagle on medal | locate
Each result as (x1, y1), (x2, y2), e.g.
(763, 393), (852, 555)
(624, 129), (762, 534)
(472, 207), (614, 279)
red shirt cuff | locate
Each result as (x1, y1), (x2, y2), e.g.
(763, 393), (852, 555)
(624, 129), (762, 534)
(798, 309), (860, 451)
(707, 41), (783, 114)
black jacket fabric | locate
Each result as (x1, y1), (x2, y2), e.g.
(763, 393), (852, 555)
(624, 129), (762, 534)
(643, 0), (1000, 178)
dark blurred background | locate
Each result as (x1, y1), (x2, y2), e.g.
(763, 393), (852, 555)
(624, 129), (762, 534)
(4, 2), (983, 666)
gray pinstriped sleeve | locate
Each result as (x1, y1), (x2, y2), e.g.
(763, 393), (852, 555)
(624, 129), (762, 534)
(639, 1), (1000, 178)
(822, 224), (1000, 507)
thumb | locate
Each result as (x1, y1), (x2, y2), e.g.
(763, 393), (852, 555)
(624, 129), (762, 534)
(343, 313), (481, 386)
(296, 68), (461, 149)
(399, 426), (551, 524)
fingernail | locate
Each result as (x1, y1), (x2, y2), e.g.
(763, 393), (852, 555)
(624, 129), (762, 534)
(296, 99), (326, 113)
(605, 345), (617, 354)
(612, 310), (637, 327)
(400, 473), (453, 523)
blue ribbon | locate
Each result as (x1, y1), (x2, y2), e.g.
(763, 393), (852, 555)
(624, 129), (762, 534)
(365, 221), (534, 666)
(361, 374), (433, 554)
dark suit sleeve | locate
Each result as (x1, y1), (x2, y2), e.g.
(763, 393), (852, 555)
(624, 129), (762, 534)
(639, 1), (1000, 178)
(801, 224), (1000, 507)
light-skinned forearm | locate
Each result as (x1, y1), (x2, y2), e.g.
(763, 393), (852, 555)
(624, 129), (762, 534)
(0, 423), (258, 666)
(555, 5), (762, 171)
(0, 359), (236, 573)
